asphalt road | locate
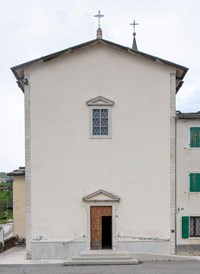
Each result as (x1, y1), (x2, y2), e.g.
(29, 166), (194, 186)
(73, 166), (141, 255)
(0, 261), (200, 274)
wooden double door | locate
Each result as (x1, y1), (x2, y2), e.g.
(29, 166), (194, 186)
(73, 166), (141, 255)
(90, 206), (112, 250)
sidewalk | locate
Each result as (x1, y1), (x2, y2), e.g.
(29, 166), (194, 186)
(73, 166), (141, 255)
(0, 246), (64, 264)
(0, 246), (199, 265)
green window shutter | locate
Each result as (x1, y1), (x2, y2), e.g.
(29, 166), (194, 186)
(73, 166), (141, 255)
(197, 174), (200, 192)
(190, 127), (200, 147)
(190, 173), (200, 192)
(190, 173), (197, 192)
(182, 216), (189, 239)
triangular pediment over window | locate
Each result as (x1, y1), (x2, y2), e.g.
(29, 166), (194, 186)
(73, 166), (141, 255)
(86, 96), (114, 106)
(83, 189), (120, 202)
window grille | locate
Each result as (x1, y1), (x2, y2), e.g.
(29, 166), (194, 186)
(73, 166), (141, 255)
(92, 109), (108, 136)
(190, 217), (200, 237)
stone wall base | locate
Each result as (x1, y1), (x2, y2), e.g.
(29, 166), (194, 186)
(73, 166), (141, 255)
(116, 241), (170, 255)
(31, 240), (170, 260)
(177, 244), (200, 255)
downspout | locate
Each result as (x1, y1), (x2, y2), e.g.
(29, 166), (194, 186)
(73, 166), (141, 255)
(174, 114), (178, 254)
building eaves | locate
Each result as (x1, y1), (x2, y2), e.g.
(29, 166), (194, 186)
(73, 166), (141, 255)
(10, 38), (98, 80)
(176, 111), (200, 119)
(11, 38), (188, 93)
(7, 166), (25, 176)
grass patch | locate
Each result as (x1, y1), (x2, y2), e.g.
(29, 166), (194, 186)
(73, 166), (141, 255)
(0, 188), (13, 223)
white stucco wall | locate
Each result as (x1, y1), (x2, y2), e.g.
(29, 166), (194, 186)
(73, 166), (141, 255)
(176, 118), (200, 248)
(24, 43), (176, 254)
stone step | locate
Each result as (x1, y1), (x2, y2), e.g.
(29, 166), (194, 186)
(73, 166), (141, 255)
(64, 250), (139, 266)
(64, 258), (139, 266)
(79, 250), (130, 257)
(72, 255), (133, 261)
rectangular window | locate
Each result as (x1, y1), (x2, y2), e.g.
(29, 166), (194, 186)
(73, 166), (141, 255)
(93, 109), (108, 136)
(92, 108), (109, 137)
(190, 173), (200, 192)
(182, 216), (200, 238)
(190, 217), (200, 237)
(87, 96), (114, 139)
(190, 127), (200, 147)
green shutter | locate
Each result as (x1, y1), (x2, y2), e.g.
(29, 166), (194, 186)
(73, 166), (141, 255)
(182, 216), (189, 239)
(190, 173), (196, 192)
(190, 173), (200, 192)
(190, 127), (200, 147)
(197, 174), (200, 192)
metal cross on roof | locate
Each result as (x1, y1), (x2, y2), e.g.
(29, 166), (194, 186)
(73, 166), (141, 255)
(94, 10), (105, 29)
(130, 20), (139, 36)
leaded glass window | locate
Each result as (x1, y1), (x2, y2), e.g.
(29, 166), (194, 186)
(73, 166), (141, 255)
(87, 97), (113, 139)
(92, 109), (108, 136)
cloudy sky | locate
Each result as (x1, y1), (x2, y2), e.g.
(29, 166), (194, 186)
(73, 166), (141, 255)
(0, 0), (200, 172)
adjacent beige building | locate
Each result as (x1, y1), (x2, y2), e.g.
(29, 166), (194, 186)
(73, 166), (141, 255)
(11, 35), (188, 259)
(176, 112), (200, 254)
(8, 167), (25, 240)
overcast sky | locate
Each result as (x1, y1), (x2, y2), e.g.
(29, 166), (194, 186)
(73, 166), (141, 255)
(0, 0), (200, 172)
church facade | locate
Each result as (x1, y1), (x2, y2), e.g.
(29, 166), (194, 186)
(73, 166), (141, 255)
(11, 36), (189, 259)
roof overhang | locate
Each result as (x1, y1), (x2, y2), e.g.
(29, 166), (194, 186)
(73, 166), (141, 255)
(11, 38), (188, 93)
(7, 167), (25, 177)
(176, 111), (200, 119)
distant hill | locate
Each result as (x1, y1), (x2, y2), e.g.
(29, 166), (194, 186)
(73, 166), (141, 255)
(0, 172), (12, 183)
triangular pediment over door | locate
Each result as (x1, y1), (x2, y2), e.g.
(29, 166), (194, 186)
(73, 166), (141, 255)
(83, 189), (120, 202)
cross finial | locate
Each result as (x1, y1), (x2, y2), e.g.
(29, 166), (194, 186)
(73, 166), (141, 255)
(130, 19), (139, 50)
(130, 20), (139, 37)
(94, 10), (105, 29)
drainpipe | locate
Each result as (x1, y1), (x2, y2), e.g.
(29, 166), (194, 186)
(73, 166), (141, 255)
(174, 114), (178, 254)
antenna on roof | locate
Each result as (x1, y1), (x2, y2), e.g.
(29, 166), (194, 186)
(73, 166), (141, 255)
(94, 10), (105, 39)
(130, 19), (139, 50)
